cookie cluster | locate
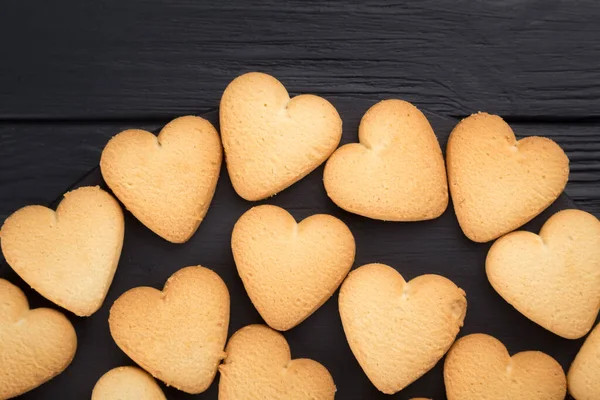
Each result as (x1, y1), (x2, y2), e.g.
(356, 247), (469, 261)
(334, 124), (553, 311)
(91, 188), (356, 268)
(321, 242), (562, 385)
(1, 72), (598, 400)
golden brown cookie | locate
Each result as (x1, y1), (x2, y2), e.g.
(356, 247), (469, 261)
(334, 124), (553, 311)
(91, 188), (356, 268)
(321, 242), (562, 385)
(446, 112), (569, 242)
(219, 324), (335, 399)
(220, 72), (342, 200)
(444, 333), (566, 400)
(109, 266), (229, 394)
(568, 322), (600, 400)
(91, 366), (166, 400)
(232, 205), (355, 331)
(338, 263), (466, 394)
(487, 209), (600, 339)
(324, 99), (448, 221)
(0, 279), (77, 399)
(0, 186), (124, 316)
(101, 115), (222, 243)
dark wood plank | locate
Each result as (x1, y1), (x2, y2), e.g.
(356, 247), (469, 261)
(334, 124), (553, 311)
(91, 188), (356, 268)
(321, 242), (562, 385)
(1, 0), (600, 119)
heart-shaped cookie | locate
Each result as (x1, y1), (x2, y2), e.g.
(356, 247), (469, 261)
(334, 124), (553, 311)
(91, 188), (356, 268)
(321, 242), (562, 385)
(444, 333), (566, 400)
(219, 324), (335, 399)
(232, 205), (355, 331)
(109, 266), (229, 394)
(92, 366), (166, 400)
(568, 322), (600, 400)
(101, 115), (222, 243)
(338, 263), (467, 394)
(446, 112), (569, 242)
(486, 209), (600, 339)
(0, 186), (124, 316)
(0, 279), (77, 399)
(220, 72), (342, 201)
(324, 99), (448, 221)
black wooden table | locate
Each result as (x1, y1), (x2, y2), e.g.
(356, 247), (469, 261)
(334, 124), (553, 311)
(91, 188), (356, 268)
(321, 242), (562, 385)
(1, 1), (599, 399)
(1, 0), (599, 222)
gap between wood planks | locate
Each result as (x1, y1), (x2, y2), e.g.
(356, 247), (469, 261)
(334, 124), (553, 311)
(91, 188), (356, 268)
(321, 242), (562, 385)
(3, 114), (600, 124)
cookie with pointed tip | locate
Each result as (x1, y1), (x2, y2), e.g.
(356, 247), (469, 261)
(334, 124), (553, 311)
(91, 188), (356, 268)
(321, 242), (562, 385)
(446, 112), (569, 242)
(232, 205), (355, 331)
(444, 333), (566, 400)
(486, 209), (600, 339)
(324, 99), (448, 221)
(101, 115), (222, 243)
(91, 366), (166, 400)
(0, 279), (77, 399)
(109, 266), (229, 394)
(338, 263), (467, 394)
(220, 72), (342, 201)
(568, 322), (600, 400)
(219, 324), (335, 399)
(0, 186), (124, 316)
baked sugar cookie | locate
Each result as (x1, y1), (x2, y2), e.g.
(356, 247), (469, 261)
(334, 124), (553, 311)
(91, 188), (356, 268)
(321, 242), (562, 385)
(338, 263), (466, 394)
(486, 209), (600, 339)
(91, 366), (166, 400)
(446, 112), (569, 242)
(101, 115), (222, 243)
(219, 324), (335, 400)
(324, 99), (448, 221)
(0, 279), (77, 399)
(109, 266), (229, 394)
(232, 205), (355, 331)
(0, 186), (124, 316)
(220, 72), (342, 201)
(568, 322), (600, 400)
(444, 333), (566, 400)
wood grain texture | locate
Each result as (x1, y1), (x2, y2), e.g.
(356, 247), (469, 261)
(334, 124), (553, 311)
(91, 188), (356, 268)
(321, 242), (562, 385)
(1, 104), (598, 222)
(0, 121), (164, 221)
(0, 106), (590, 399)
(1, 0), (599, 119)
